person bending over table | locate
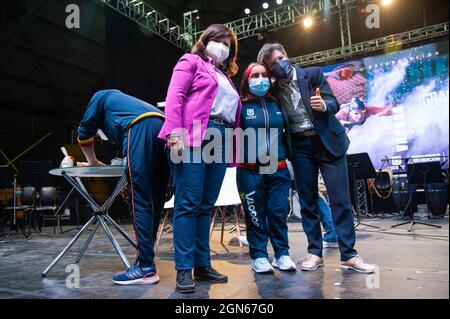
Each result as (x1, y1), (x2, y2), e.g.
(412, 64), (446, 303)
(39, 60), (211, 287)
(77, 89), (170, 285)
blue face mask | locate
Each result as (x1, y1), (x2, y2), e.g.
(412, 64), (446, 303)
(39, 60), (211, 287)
(249, 77), (271, 97)
(271, 59), (294, 80)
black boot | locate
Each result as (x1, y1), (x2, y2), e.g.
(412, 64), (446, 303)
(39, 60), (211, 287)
(176, 269), (195, 293)
(194, 266), (228, 283)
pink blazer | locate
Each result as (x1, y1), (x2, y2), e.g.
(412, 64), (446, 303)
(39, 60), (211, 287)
(158, 53), (242, 147)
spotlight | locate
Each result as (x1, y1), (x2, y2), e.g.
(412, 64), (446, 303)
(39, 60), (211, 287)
(303, 16), (313, 28)
(382, 0), (393, 6)
(262, 2), (269, 9)
(276, 0), (283, 4)
(244, 8), (251, 15)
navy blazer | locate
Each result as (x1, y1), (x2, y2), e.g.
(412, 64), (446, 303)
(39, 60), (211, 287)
(274, 66), (350, 158)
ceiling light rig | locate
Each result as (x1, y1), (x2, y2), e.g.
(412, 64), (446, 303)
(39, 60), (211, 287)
(303, 16), (314, 28)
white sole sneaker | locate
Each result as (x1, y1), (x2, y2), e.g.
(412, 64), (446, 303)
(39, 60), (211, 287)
(272, 261), (297, 272)
(238, 236), (249, 246)
(341, 265), (375, 274)
(301, 262), (324, 271)
(252, 267), (274, 274)
(323, 241), (339, 248)
(113, 275), (160, 286)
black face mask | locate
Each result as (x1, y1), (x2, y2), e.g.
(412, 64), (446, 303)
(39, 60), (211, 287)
(271, 59), (294, 80)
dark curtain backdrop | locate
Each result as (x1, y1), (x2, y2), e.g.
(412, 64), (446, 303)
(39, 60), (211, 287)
(105, 8), (183, 105)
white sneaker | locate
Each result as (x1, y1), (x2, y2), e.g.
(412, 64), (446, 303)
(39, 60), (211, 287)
(341, 255), (375, 274)
(272, 255), (297, 271)
(252, 258), (274, 274)
(301, 254), (324, 271)
(238, 236), (249, 247)
(323, 241), (339, 249)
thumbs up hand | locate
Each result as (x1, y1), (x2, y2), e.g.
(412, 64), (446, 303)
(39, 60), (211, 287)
(311, 88), (326, 112)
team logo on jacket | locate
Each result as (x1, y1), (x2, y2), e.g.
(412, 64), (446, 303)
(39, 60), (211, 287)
(246, 109), (256, 120)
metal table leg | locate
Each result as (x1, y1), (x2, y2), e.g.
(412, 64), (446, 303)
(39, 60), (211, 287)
(42, 215), (96, 277)
(54, 187), (75, 217)
(98, 216), (130, 268)
(103, 214), (137, 249)
(101, 175), (127, 213)
(76, 219), (101, 264)
(43, 172), (134, 276)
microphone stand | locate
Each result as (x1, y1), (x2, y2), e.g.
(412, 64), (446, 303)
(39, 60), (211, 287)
(13, 175), (16, 227)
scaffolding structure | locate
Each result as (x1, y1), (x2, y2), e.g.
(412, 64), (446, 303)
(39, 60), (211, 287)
(195, 0), (360, 42)
(98, 0), (448, 66)
(355, 180), (369, 217)
(99, 0), (191, 50)
(291, 22), (449, 66)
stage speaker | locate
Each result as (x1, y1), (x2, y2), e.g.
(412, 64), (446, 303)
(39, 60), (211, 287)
(426, 183), (449, 216)
(392, 176), (416, 217)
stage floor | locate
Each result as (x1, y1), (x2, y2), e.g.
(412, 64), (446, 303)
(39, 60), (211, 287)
(0, 215), (448, 299)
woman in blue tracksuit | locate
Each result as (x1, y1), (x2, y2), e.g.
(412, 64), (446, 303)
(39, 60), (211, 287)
(237, 63), (296, 274)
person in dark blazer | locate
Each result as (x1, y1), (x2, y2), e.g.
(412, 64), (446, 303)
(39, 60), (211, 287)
(257, 43), (375, 273)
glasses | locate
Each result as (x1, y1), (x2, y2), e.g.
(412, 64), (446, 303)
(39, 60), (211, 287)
(337, 68), (355, 79)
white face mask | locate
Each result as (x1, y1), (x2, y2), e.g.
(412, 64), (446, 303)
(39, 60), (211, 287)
(206, 41), (230, 63)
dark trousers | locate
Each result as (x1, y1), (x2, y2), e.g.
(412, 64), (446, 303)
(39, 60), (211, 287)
(126, 117), (169, 267)
(171, 121), (228, 270)
(290, 135), (357, 261)
(237, 167), (291, 259)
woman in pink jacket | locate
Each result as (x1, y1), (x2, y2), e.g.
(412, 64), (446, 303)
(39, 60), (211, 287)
(158, 24), (242, 293)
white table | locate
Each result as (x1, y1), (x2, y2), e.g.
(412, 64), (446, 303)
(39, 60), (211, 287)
(42, 166), (136, 277)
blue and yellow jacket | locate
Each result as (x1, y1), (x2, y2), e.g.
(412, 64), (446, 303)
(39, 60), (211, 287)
(239, 96), (289, 165)
(77, 89), (165, 156)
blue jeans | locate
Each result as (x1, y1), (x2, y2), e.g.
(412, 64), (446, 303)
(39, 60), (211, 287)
(318, 195), (339, 242)
(171, 121), (229, 270)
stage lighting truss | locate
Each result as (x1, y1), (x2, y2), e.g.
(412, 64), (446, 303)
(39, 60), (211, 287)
(356, 180), (369, 217)
(193, 0), (360, 41)
(98, 0), (196, 50)
(290, 22), (449, 66)
(98, 0), (448, 63)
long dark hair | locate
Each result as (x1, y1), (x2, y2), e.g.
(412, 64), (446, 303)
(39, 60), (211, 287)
(192, 24), (238, 77)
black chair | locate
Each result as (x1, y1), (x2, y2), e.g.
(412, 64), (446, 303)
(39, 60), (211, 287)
(0, 203), (6, 236)
(375, 171), (391, 191)
(368, 168), (393, 199)
(4, 186), (36, 235)
(37, 187), (66, 234)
